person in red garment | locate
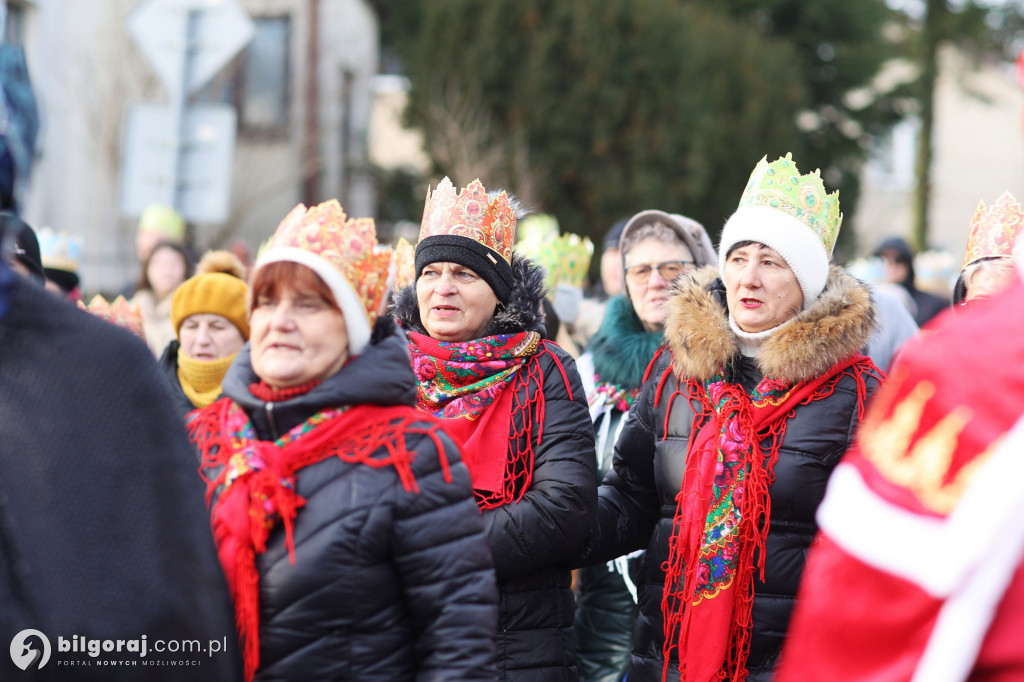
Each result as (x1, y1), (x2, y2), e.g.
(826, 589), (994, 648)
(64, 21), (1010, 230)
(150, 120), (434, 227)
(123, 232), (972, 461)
(775, 254), (1024, 682)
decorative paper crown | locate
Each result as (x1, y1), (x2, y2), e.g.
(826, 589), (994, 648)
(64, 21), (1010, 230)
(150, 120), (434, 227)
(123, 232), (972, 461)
(961, 191), (1023, 270)
(256, 200), (392, 355)
(78, 295), (145, 340)
(737, 153), (842, 257)
(394, 237), (416, 291)
(520, 226), (594, 292)
(517, 213), (560, 247)
(138, 204), (186, 240)
(419, 177), (516, 264)
(37, 227), (83, 272)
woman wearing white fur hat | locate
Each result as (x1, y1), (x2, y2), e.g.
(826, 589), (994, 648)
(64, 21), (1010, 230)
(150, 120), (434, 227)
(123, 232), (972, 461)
(577, 154), (883, 681)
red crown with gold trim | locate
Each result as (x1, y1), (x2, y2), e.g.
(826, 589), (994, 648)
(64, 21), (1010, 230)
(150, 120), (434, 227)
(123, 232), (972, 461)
(419, 178), (516, 264)
(961, 192), (1023, 270)
(263, 200), (393, 328)
(394, 237), (416, 291)
(78, 295), (146, 340)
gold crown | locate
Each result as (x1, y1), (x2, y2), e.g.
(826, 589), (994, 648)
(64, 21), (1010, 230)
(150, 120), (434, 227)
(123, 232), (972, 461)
(737, 153), (842, 256)
(393, 237), (416, 291)
(419, 178), (516, 264)
(266, 200), (392, 327)
(78, 295), (145, 340)
(37, 227), (84, 272)
(961, 191), (1023, 270)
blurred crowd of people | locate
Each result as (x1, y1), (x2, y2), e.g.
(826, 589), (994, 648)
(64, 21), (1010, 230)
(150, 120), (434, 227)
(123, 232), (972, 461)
(2, 129), (1023, 682)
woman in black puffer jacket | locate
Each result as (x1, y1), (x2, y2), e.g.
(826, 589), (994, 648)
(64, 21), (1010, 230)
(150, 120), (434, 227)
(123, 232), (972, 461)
(394, 178), (597, 681)
(190, 200), (498, 682)
(578, 155), (883, 681)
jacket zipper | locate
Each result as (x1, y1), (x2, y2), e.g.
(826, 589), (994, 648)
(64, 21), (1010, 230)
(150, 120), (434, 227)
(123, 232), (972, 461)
(265, 401), (279, 440)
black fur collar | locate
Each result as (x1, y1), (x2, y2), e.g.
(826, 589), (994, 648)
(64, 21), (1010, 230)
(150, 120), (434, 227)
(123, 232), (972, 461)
(391, 253), (547, 337)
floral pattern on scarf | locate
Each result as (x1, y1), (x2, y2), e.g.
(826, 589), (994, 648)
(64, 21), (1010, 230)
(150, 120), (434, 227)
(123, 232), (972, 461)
(407, 330), (541, 420)
(691, 371), (792, 604)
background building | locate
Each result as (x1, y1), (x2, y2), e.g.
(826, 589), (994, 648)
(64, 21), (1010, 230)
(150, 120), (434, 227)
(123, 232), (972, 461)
(858, 44), (1024, 260)
(10, 0), (379, 293)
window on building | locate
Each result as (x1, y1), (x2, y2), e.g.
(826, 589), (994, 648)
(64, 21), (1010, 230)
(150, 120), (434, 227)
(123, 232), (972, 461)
(195, 15), (291, 137)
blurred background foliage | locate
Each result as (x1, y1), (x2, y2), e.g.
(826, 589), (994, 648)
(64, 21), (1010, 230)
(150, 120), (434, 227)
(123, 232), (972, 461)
(374, 0), (1024, 261)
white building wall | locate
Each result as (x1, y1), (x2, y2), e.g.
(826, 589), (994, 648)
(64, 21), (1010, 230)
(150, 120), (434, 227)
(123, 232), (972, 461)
(856, 46), (1024, 260)
(16, 0), (380, 294)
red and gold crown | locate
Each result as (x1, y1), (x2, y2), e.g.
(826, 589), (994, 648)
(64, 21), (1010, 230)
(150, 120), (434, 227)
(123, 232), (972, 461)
(394, 237), (416, 291)
(961, 191), (1023, 270)
(419, 178), (516, 264)
(78, 295), (145, 340)
(256, 200), (392, 354)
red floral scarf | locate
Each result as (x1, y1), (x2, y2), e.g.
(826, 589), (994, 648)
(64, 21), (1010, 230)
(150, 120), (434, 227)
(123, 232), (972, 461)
(188, 397), (450, 682)
(652, 353), (877, 681)
(406, 329), (547, 510)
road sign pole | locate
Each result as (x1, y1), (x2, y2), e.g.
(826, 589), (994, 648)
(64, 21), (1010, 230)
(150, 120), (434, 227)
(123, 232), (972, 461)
(124, 0), (254, 223)
(168, 8), (200, 214)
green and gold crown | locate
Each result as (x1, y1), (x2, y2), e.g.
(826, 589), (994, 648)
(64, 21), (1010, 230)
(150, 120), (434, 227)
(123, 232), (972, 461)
(518, 217), (594, 292)
(547, 233), (594, 290)
(737, 153), (842, 256)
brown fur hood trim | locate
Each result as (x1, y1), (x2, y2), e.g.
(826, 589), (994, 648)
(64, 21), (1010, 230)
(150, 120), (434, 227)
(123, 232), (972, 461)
(663, 264), (877, 384)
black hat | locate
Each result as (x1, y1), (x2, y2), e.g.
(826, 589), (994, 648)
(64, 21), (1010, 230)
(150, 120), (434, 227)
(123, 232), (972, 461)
(415, 234), (514, 303)
(0, 212), (45, 284)
(603, 218), (629, 251)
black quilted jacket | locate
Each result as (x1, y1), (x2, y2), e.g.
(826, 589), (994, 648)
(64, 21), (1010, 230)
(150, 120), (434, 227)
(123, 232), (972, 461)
(393, 254), (598, 681)
(205, 319), (500, 681)
(579, 267), (882, 682)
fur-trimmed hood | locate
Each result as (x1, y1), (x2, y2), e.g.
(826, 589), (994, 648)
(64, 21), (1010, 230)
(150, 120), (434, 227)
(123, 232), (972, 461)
(391, 252), (548, 337)
(664, 265), (877, 384)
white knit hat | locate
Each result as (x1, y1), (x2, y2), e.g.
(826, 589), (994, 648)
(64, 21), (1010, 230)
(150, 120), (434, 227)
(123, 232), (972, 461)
(718, 154), (842, 308)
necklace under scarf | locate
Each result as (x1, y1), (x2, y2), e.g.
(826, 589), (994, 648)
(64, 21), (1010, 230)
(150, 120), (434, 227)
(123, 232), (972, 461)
(652, 351), (877, 681)
(406, 329), (548, 510)
(188, 397), (450, 682)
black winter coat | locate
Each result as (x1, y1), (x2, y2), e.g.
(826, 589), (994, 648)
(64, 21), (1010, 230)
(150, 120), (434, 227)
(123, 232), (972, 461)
(574, 294), (665, 682)
(157, 340), (202, 419)
(393, 254), (598, 682)
(202, 318), (500, 681)
(580, 267), (882, 682)
(0, 272), (242, 681)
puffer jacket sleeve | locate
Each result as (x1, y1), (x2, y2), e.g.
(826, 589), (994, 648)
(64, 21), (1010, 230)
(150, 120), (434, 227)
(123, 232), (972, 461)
(577, 351), (664, 567)
(482, 343), (598, 581)
(390, 425), (500, 681)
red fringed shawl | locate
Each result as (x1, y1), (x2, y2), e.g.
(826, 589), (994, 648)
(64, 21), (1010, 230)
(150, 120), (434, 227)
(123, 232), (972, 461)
(188, 397), (450, 682)
(407, 330), (573, 511)
(652, 353), (877, 682)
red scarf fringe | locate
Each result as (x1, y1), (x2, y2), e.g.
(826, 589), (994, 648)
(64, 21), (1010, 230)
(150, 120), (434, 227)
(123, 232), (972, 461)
(655, 355), (878, 681)
(473, 343), (573, 510)
(189, 398), (450, 681)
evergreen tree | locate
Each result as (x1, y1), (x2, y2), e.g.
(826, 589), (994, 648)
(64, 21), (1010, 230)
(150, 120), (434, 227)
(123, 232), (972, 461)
(386, 0), (898, 259)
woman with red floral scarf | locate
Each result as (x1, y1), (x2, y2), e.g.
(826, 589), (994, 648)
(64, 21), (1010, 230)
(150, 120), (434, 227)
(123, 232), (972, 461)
(576, 155), (883, 682)
(392, 178), (597, 681)
(188, 200), (499, 682)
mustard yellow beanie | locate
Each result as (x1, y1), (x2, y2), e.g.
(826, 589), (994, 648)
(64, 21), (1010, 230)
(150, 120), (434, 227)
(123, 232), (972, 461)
(171, 272), (250, 339)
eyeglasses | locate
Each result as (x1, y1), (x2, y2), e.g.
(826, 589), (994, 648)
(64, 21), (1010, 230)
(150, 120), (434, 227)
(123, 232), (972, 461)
(624, 260), (695, 284)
